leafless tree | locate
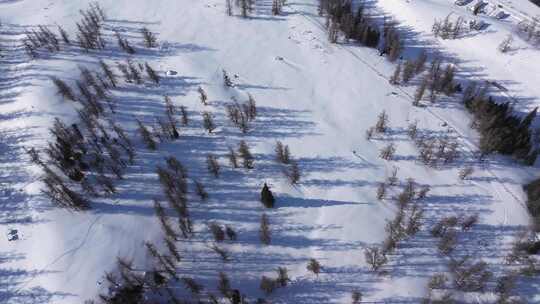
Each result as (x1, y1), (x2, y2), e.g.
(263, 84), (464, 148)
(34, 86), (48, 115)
(375, 110), (389, 133)
(286, 161), (301, 185)
(379, 143), (396, 160)
(203, 111), (216, 133)
(145, 62), (160, 84)
(364, 246), (388, 271)
(259, 213), (271, 245)
(52, 77), (76, 101)
(180, 106), (189, 126)
(238, 140), (254, 169)
(141, 27), (158, 48)
(198, 87), (208, 105)
(275, 141), (291, 164)
(227, 146), (238, 168)
(136, 119), (157, 150)
(206, 154), (220, 178)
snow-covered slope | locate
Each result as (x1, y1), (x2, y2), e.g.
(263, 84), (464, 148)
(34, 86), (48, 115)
(1, 0), (539, 303)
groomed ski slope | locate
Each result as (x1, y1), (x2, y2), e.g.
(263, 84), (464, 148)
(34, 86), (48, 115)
(0, 0), (539, 303)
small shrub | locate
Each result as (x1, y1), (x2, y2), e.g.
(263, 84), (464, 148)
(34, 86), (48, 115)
(438, 230), (458, 255)
(460, 214), (479, 231)
(376, 182), (386, 200)
(379, 143), (396, 160)
(223, 69), (233, 87)
(366, 127), (374, 140)
(275, 141), (291, 164)
(387, 167), (398, 186)
(458, 166), (474, 180)
(225, 225), (237, 241)
(498, 34), (514, 53)
(417, 185), (430, 199)
(428, 273), (448, 290)
(307, 258), (321, 276)
(260, 276), (276, 295)
(351, 290), (362, 304)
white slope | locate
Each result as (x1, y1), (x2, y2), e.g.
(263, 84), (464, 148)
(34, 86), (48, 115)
(0, 0), (538, 303)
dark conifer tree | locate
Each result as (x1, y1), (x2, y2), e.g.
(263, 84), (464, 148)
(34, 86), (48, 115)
(260, 183), (275, 208)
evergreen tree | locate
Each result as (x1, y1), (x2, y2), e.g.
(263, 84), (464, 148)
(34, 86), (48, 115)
(260, 183), (275, 208)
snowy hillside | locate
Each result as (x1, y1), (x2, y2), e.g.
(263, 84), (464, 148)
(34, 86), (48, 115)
(1, 0), (540, 303)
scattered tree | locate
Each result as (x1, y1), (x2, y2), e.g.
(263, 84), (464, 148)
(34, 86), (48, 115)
(198, 87), (208, 105)
(238, 140), (254, 169)
(203, 112), (217, 133)
(259, 213), (271, 245)
(364, 246), (388, 271)
(375, 110), (389, 133)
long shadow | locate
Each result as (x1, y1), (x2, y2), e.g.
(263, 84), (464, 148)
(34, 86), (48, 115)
(0, 252), (74, 304)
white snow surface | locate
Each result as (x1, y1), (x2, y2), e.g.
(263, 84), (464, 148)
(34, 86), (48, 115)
(0, 0), (539, 303)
